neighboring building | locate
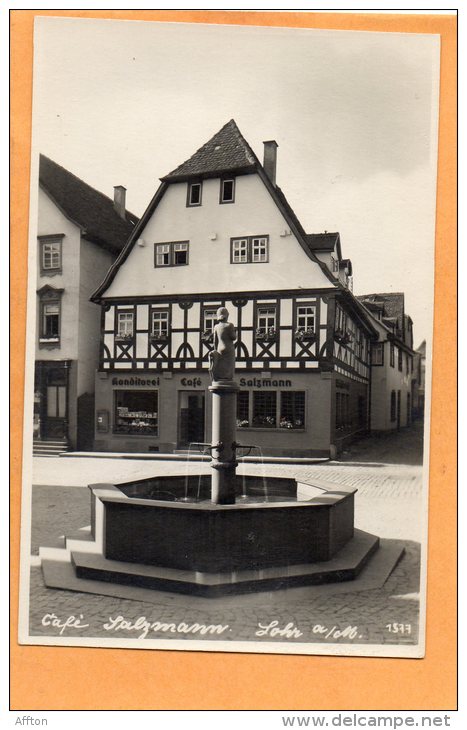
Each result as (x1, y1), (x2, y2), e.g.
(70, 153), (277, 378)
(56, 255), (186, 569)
(357, 293), (416, 431)
(412, 340), (426, 419)
(34, 155), (137, 454)
(91, 120), (378, 458)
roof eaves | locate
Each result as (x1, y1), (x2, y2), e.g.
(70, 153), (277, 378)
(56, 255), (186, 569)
(358, 301), (395, 338)
(337, 288), (379, 338)
(39, 182), (86, 236)
(91, 181), (168, 302)
(161, 164), (257, 184)
(386, 332), (416, 354)
(81, 231), (121, 256)
(256, 168), (338, 286)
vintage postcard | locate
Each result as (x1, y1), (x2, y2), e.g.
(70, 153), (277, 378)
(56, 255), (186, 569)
(17, 15), (441, 659)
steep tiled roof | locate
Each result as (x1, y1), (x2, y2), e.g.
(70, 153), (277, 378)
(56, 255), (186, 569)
(39, 155), (138, 254)
(356, 292), (416, 347)
(304, 232), (339, 251)
(357, 293), (405, 326)
(92, 120), (341, 300)
(361, 300), (383, 314)
(162, 119), (257, 182)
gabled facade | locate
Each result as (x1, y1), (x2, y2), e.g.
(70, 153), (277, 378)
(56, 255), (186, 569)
(34, 155), (137, 453)
(92, 120), (377, 457)
(357, 293), (416, 431)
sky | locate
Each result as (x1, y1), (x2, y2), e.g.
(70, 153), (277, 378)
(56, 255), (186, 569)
(32, 16), (440, 345)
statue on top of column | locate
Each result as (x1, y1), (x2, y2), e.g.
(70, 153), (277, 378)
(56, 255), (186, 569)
(208, 307), (237, 382)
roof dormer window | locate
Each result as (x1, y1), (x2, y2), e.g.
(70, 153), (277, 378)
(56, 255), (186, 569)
(187, 181), (202, 207)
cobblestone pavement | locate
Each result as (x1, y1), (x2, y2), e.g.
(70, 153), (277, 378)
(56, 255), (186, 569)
(26, 449), (425, 652)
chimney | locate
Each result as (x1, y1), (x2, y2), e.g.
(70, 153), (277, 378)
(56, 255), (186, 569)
(113, 185), (127, 219)
(263, 140), (278, 186)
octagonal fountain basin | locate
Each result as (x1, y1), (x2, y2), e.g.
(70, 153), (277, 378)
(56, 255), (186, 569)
(84, 475), (358, 573)
(66, 476), (380, 597)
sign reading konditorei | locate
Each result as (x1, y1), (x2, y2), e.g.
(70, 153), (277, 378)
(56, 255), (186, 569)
(112, 377), (160, 387)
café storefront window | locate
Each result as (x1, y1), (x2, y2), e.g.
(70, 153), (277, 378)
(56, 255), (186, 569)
(114, 390), (158, 435)
(237, 390), (306, 430)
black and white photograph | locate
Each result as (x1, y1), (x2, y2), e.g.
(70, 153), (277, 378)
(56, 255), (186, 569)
(19, 15), (440, 657)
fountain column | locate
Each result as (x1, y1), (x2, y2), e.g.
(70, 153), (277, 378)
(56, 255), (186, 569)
(209, 379), (239, 504)
(208, 307), (238, 505)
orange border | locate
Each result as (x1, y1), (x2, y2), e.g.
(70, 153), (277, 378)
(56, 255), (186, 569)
(10, 10), (457, 711)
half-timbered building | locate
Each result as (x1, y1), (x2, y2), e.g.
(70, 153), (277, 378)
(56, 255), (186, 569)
(91, 120), (377, 457)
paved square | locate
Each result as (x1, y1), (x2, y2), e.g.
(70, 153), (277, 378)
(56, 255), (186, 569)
(25, 427), (425, 652)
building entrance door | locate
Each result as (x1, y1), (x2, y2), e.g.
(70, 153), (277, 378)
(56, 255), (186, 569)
(42, 365), (68, 440)
(178, 391), (205, 448)
(44, 384), (67, 438)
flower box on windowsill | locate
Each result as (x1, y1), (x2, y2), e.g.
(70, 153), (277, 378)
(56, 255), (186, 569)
(279, 419), (304, 430)
(335, 330), (352, 346)
(255, 328), (276, 343)
(251, 417), (277, 428)
(201, 330), (214, 344)
(39, 336), (60, 348)
(115, 334), (134, 343)
(294, 329), (316, 343)
(150, 333), (169, 344)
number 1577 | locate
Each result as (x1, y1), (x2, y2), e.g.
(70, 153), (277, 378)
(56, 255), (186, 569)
(386, 623), (412, 634)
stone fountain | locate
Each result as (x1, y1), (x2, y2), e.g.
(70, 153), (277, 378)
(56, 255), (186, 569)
(40, 308), (381, 597)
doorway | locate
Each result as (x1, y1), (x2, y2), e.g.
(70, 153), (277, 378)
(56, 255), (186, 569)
(178, 391), (205, 448)
(35, 362), (69, 441)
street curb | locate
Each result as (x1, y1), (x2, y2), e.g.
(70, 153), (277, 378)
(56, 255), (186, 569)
(57, 451), (330, 466)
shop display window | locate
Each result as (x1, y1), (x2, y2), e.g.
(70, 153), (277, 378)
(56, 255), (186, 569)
(114, 390), (158, 435)
(336, 391), (351, 430)
(252, 391), (277, 428)
(238, 390), (306, 430)
(280, 392), (305, 429)
(236, 391), (250, 428)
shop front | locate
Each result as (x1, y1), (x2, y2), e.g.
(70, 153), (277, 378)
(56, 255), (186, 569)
(94, 369), (335, 457)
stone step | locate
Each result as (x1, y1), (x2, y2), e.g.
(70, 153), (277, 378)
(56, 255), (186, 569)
(68, 530), (381, 597)
(33, 441), (70, 457)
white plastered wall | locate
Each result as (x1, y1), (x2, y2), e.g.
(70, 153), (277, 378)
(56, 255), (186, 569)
(104, 174), (333, 298)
